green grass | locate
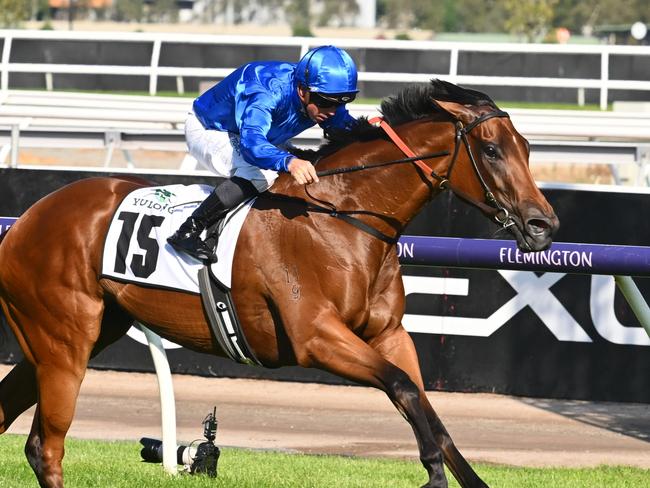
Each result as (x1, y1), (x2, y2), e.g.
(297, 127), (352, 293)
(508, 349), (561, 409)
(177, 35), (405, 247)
(0, 434), (647, 487)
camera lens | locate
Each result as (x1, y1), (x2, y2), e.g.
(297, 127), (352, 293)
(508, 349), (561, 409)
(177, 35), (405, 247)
(139, 438), (195, 465)
(139, 437), (163, 463)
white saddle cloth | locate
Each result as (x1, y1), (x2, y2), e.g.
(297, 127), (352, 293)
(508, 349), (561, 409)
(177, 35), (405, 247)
(101, 183), (253, 293)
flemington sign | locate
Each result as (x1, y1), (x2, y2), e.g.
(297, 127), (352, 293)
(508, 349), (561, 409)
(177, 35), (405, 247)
(397, 235), (650, 277)
(397, 235), (650, 348)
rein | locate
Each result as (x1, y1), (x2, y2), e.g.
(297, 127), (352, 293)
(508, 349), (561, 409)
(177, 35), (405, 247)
(315, 151), (449, 177)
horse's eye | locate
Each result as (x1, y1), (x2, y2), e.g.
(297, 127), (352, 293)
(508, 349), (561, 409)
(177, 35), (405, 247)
(483, 144), (498, 159)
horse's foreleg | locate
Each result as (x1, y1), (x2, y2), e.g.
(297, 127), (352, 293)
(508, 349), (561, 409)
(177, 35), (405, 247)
(295, 315), (447, 488)
(0, 359), (37, 434)
(372, 327), (488, 488)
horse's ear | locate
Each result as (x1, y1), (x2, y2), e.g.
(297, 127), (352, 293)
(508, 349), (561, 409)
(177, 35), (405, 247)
(431, 98), (476, 125)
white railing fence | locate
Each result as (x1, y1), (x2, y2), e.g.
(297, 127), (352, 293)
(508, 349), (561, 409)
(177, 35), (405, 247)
(2, 30), (650, 110)
(2, 90), (649, 185)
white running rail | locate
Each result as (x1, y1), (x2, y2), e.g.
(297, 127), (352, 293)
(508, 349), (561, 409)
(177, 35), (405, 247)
(2, 31), (650, 110)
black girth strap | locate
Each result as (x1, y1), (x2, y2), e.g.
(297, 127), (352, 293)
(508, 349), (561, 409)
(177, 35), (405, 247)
(259, 192), (403, 245)
(198, 267), (262, 366)
(307, 202), (400, 244)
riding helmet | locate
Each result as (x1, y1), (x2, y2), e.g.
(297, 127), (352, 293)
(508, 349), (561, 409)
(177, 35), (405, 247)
(295, 45), (359, 101)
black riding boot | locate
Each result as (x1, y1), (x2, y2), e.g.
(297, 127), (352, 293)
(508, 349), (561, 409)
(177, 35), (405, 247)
(167, 177), (258, 263)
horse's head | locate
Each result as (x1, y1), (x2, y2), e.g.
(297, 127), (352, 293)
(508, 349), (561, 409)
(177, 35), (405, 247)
(430, 89), (559, 252)
(296, 80), (559, 251)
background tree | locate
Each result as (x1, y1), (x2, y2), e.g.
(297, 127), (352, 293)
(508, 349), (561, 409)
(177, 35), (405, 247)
(112, 0), (145, 22)
(146, 0), (179, 23)
(503, 0), (558, 42)
(552, 0), (649, 34)
(378, 0), (508, 34)
(377, 0), (415, 30)
(0, 0), (29, 27)
(287, 0), (313, 36)
(317, 0), (359, 27)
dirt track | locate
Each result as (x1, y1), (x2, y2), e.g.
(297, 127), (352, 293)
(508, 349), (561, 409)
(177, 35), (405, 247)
(2, 365), (648, 468)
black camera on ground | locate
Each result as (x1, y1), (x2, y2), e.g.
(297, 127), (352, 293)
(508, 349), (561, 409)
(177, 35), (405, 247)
(140, 437), (192, 465)
(140, 407), (221, 477)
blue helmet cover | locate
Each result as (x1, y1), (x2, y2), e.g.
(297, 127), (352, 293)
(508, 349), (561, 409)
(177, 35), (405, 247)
(295, 45), (359, 95)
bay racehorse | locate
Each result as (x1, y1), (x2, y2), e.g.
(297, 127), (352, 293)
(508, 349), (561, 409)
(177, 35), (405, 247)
(0, 80), (558, 488)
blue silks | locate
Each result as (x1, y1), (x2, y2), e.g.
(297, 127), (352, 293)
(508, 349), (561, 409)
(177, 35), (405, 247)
(192, 61), (356, 172)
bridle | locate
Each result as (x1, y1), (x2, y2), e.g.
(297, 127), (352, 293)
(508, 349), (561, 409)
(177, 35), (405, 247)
(300, 109), (516, 244)
(371, 110), (515, 230)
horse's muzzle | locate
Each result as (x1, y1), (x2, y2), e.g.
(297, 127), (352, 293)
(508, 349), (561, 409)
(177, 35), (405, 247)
(518, 207), (560, 252)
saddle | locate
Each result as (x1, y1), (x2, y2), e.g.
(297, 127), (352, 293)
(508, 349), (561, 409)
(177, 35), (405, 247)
(100, 183), (262, 366)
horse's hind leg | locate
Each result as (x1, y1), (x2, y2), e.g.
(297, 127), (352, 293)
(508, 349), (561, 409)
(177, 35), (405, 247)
(7, 304), (103, 488)
(27, 358), (91, 488)
(0, 359), (37, 434)
(372, 326), (488, 488)
(20, 303), (130, 488)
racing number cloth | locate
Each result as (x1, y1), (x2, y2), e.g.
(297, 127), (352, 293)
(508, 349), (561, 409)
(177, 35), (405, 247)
(101, 184), (252, 293)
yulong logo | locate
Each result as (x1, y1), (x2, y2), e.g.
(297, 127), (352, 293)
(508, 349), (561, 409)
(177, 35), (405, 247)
(154, 188), (176, 204)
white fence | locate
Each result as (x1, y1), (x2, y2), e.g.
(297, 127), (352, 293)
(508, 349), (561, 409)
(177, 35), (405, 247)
(2, 30), (650, 109)
(2, 126), (647, 185)
(1, 90), (649, 185)
(4, 89), (650, 138)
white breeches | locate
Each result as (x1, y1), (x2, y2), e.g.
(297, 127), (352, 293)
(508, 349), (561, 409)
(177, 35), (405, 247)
(184, 111), (279, 192)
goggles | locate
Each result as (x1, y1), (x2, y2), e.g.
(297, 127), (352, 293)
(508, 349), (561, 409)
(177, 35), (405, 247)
(309, 91), (356, 109)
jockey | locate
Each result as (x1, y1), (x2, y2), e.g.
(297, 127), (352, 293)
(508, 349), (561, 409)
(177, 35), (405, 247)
(167, 45), (359, 263)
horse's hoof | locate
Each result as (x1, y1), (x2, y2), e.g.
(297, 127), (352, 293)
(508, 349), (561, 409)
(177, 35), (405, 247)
(421, 475), (449, 488)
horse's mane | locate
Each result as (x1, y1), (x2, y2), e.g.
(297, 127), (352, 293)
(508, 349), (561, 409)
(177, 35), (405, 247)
(291, 79), (497, 162)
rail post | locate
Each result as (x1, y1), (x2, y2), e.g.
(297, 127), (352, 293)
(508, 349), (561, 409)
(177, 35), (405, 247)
(139, 323), (178, 475)
(614, 275), (650, 336)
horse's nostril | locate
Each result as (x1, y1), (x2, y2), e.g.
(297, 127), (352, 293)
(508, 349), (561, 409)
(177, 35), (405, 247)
(526, 218), (550, 236)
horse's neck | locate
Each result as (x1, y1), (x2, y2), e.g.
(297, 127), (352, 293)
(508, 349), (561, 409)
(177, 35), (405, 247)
(268, 120), (455, 237)
(312, 120), (452, 230)
(345, 120), (452, 215)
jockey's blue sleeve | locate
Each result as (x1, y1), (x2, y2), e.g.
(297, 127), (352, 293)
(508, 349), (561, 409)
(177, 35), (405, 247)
(237, 91), (293, 172)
